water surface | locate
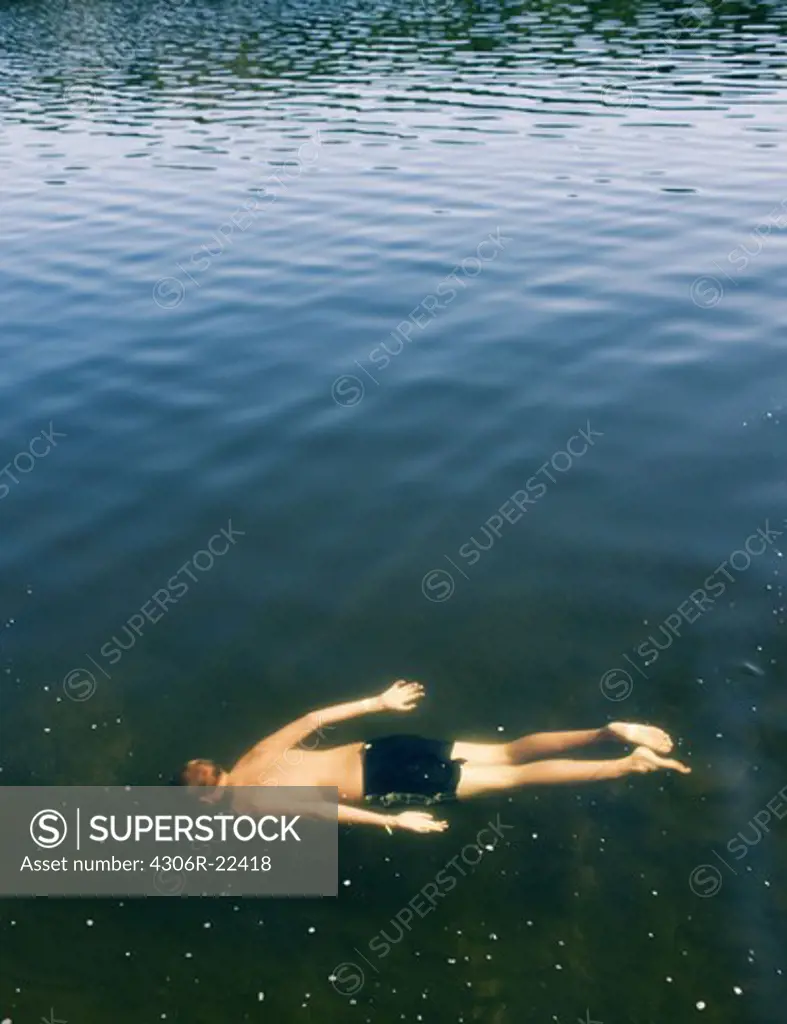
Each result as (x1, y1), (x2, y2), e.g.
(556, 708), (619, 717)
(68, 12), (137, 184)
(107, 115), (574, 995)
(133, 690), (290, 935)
(1, 0), (787, 1021)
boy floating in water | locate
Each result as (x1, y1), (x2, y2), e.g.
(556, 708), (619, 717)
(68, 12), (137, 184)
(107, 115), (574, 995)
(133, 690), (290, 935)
(177, 681), (690, 833)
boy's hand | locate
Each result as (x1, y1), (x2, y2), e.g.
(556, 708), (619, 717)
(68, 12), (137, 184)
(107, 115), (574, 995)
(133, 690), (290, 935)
(395, 811), (447, 834)
(379, 680), (425, 712)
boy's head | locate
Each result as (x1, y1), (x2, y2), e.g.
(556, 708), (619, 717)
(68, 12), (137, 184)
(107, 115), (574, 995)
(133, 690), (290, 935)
(176, 758), (224, 788)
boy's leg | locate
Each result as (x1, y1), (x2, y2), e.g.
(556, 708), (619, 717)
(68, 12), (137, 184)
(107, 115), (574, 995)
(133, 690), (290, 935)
(451, 722), (674, 765)
(456, 746), (690, 798)
(452, 729), (606, 765)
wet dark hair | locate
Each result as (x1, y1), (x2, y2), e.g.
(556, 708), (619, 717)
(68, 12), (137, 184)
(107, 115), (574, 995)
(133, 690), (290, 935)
(174, 758), (223, 787)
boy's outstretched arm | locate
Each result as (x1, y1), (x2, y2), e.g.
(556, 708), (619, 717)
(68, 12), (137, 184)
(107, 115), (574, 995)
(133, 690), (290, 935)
(338, 804), (447, 834)
(235, 681), (425, 768)
(317, 680), (425, 728)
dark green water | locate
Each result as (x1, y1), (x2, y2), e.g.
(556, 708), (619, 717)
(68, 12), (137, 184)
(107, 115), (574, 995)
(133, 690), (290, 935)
(1, 0), (787, 1021)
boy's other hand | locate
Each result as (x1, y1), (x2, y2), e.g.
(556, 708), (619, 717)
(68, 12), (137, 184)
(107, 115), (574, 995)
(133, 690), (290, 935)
(396, 810), (447, 833)
(380, 680), (425, 712)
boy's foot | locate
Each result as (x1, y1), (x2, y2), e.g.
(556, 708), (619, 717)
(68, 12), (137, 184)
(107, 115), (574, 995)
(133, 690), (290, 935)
(628, 745), (691, 775)
(608, 722), (674, 753)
